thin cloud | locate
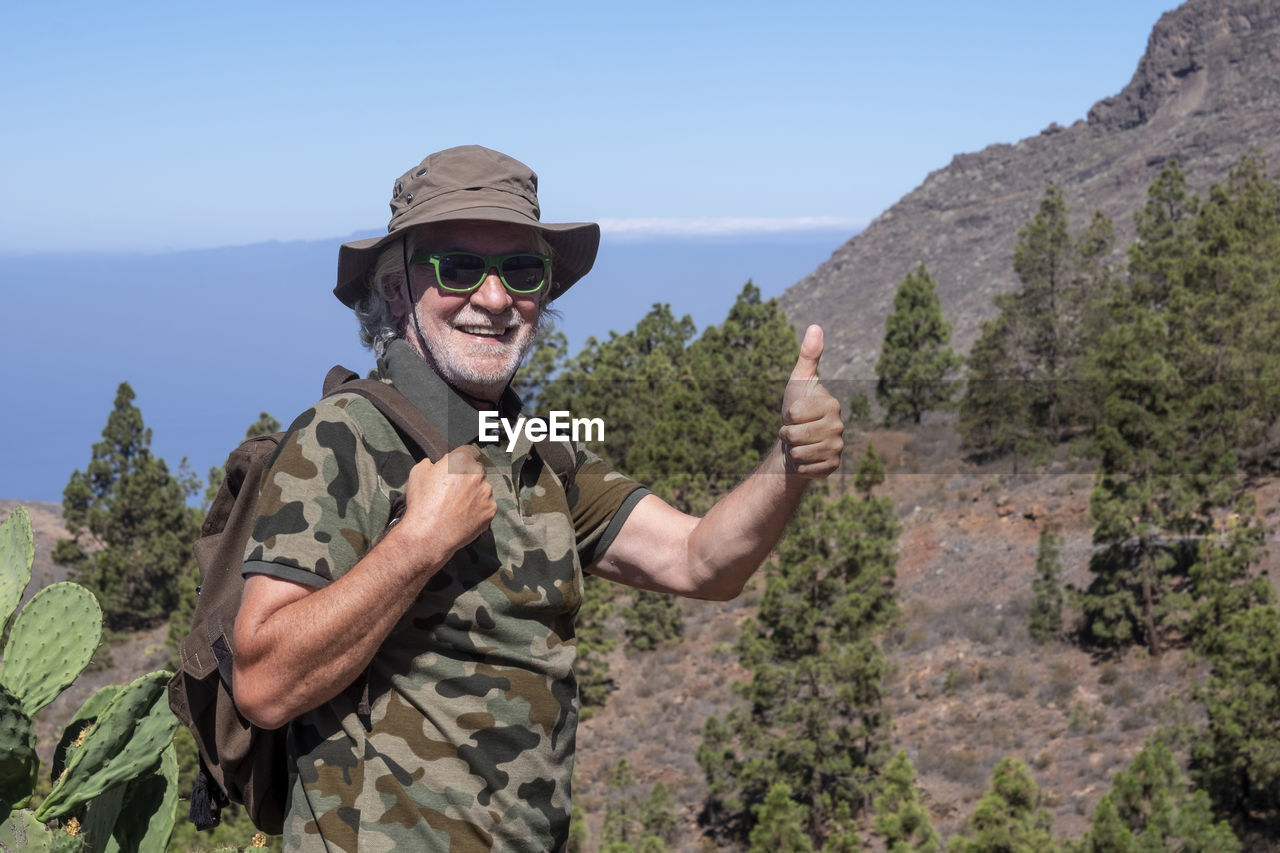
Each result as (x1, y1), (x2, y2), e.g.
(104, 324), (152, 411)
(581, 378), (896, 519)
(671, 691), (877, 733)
(597, 216), (868, 239)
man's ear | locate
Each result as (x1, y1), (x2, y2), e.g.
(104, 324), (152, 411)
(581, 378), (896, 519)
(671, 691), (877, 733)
(384, 276), (410, 320)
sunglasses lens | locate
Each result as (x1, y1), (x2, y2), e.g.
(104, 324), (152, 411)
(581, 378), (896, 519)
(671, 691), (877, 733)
(435, 254), (488, 290)
(501, 255), (547, 292)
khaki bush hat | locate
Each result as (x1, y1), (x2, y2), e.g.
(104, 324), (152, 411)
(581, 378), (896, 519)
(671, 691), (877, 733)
(335, 145), (600, 306)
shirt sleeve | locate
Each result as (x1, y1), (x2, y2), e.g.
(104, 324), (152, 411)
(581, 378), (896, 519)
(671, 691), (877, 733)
(242, 395), (411, 586)
(568, 445), (650, 567)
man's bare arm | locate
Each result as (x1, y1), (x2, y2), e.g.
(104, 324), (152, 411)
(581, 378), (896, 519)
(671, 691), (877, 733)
(231, 445), (496, 729)
(590, 325), (842, 600)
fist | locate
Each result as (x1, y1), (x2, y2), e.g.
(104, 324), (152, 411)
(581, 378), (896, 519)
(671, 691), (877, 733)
(398, 445), (497, 559)
(779, 325), (844, 478)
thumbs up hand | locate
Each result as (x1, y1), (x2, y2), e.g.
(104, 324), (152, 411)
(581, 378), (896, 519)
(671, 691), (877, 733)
(779, 325), (844, 479)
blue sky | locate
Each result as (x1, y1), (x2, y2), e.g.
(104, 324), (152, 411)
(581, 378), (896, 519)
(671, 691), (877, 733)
(2, 1), (1183, 504)
(2, 1), (1178, 252)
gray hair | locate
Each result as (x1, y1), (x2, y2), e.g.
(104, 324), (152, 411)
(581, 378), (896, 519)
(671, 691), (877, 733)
(353, 240), (405, 357)
(352, 230), (559, 357)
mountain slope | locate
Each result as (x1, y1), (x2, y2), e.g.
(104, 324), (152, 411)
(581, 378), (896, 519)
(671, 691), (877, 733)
(782, 0), (1280, 379)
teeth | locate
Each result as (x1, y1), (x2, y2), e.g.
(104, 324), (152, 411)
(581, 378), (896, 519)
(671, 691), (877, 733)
(458, 326), (506, 336)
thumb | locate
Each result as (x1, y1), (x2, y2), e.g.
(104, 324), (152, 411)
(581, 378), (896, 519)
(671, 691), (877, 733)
(790, 325), (824, 385)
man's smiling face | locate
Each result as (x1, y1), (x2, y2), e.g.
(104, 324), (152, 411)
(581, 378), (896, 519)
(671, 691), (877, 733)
(399, 220), (546, 402)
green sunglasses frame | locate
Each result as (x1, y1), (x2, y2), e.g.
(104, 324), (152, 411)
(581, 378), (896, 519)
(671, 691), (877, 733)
(407, 250), (552, 294)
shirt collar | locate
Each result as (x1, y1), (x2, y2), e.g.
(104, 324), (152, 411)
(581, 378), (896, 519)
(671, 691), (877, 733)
(378, 338), (524, 449)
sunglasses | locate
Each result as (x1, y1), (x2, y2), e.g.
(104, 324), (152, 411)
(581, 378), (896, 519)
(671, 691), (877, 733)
(408, 250), (551, 294)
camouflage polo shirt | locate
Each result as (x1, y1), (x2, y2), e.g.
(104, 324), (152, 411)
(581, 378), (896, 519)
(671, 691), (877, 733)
(243, 339), (648, 852)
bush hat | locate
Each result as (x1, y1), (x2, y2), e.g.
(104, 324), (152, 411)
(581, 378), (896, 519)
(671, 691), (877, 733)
(335, 145), (600, 307)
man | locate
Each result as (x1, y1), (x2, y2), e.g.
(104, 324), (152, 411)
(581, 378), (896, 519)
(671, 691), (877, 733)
(232, 145), (843, 851)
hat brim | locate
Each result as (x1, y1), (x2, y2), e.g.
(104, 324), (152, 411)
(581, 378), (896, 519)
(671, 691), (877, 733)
(335, 206), (599, 307)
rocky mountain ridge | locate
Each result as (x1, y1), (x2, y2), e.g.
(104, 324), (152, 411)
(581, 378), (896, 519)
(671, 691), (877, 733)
(782, 0), (1280, 379)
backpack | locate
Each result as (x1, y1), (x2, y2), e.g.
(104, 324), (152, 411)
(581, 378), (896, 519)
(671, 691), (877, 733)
(167, 365), (576, 835)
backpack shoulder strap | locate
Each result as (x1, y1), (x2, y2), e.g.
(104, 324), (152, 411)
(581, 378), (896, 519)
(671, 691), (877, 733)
(323, 364), (360, 395)
(322, 366), (449, 463)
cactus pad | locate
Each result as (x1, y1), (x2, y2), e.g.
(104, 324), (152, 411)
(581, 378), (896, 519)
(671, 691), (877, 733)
(102, 741), (178, 853)
(78, 782), (124, 853)
(0, 809), (55, 852)
(0, 506), (34, 633)
(0, 684), (38, 813)
(1, 582), (102, 716)
(48, 826), (87, 852)
(52, 684), (122, 783)
(34, 671), (178, 822)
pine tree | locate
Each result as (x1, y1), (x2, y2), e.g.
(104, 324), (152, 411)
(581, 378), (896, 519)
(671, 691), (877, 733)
(842, 394), (876, 495)
(853, 444), (886, 498)
(543, 302), (697, 476)
(542, 304), (698, 668)
(689, 281), (801, 474)
(511, 325), (569, 413)
(545, 284), (798, 515)
(566, 806), (590, 853)
(1170, 155), (1280, 488)
(1010, 185), (1076, 442)
(875, 264), (962, 426)
(1126, 159), (1199, 311)
(822, 802), (866, 853)
(697, 712), (746, 835)
(1078, 740), (1241, 852)
(873, 750), (940, 853)
(623, 589), (682, 651)
(1187, 495), (1274, 658)
(958, 187), (1116, 457)
(1028, 526), (1064, 644)
(1192, 605), (1280, 821)
(946, 758), (1058, 853)
(53, 382), (200, 632)
(548, 286), (802, 661)
(602, 758), (639, 846)
(1077, 796), (1134, 853)
(1081, 157), (1280, 656)
(600, 760), (678, 851)
(1080, 298), (1193, 654)
(576, 572), (619, 715)
(847, 389), (873, 430)
(749, 782), (815, 853)
(956, 310), (1046, 468)
(637, 780), (678, 846)
(1079, 164), (1207, 655)
(700, 492), (900, 845)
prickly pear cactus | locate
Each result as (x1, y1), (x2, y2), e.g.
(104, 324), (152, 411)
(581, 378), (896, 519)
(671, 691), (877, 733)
(2, 582), (101, 716)
(35, 670), (178, 822)
(0, 808), (85, 851)
(78, 740), (177, 853)
(0, 682), (38, 810)
(0, 505), (33, 629)
(0, 506), (180, 850)
(51, 683), (121, 783)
